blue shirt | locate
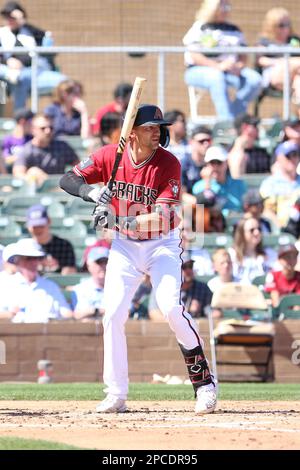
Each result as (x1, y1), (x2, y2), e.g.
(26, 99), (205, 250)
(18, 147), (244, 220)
(192, 174), (246, 215)
(44, 103), (82, 136)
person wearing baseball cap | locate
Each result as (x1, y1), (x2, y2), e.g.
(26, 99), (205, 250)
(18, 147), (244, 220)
(265, 244), (300, 308)
(242, 189), (272, 234)
(71, 247), (110, 321)
(260, 140), (300, 226)
(26, 204), (77, 275)
(192, 145), (247, 215)
(0, 239), (73, 322)
(283, 116), (300, 146)
(60, 98), (217, 415)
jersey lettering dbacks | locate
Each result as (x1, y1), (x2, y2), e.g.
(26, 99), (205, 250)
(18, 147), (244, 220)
(73, 144), (181, 219)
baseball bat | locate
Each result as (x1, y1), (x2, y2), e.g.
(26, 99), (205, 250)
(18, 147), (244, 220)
(107, 76), (147, 190)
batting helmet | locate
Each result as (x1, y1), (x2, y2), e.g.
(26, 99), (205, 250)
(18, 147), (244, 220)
(133, 104), (171, 148)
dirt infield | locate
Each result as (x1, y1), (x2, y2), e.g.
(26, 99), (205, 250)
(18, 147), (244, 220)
(0, 400), (300, 450)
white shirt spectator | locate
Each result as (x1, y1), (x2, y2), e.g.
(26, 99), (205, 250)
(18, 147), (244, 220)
(71, 278), (104, 313)
(0, 272), (71, 323)
(190, 248), (214, 277)
(207, 274), (241, 293)
(228, 247), (277, 284)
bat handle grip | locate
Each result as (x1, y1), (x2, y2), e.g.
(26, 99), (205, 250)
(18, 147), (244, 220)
(108, 151), (123, 191)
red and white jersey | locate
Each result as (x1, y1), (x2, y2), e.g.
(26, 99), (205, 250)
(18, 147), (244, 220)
(73, 144), (181, 219)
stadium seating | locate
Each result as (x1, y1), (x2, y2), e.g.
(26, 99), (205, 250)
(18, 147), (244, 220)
(262, 233), (297, 249)
(211, 283), (274, 382)
(0, 215), (22, 238)
(242, 173), (269, 189)
(50, 218), (88, 239)
(44, 272), (89, 288)
(1, 195), (66, 220)
(65, 198), (95, 219)
(254, 87), (283, 118)
(212, 120), (236, 147)
(275, 294), (300, 320)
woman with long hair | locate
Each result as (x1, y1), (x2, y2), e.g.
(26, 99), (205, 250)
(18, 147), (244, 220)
(228, 216), (277, 283)
(183, 0), (262, 120)
(44, 79), (90, 138)
(257, 8), (300, 104)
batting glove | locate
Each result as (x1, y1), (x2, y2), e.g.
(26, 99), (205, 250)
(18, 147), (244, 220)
(88, 185), (113, 205)
(93, 204), (115, 230)
(116, 216), (138, 238)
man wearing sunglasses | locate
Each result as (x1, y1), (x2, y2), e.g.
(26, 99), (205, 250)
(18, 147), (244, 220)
(12, 114), (79, 184)
(260, 140), (300, 227)
(181, 125), (212, 198)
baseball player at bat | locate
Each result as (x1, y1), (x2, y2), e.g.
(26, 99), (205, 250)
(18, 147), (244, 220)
(59, 104), (217, 414)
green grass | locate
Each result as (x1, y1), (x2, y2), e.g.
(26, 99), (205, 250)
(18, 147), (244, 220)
(0, 383), (299, 401)
(0, 437), (87, 450)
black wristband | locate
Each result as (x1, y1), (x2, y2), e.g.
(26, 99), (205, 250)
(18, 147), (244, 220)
(78, 184), (96, 202)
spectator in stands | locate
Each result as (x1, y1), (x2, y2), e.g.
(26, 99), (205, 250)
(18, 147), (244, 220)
(129, 274), (152, 319)
(148, 258), (212, 320)
(81, 235), (112, 272)
(192, 145), (246, 216)
(1, 108), (33, 172)
(99, 112), (122, 146)
(87, 112), (122, 155)
(228, 114), (271, 177)
(181, 125), (212, 197)
(26, 204), (77, 275)
(0, 241), (17, 278)
(282, 117), (300, 146)
(92, 82), (133, 136)
(44, 80), (90, 139)
(243, 189), (272, 234)
(0, 1), (66, 110)
(71, 247), (109, 321)
(282, 196), (300, 239)
(228, 216), (277, 284)
(12, 114), (79, 185)
(207, 248), (239, 293)
(260, 141), (300, 227)
(257, 7), (300, 105)
(0, 239), (73, 322)
(164, 109), (190, 162)
(264, 244), (300, 308)
(182, 0), (261, 120)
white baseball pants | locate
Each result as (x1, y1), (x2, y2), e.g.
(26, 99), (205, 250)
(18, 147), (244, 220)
(102, 231), (203, 399)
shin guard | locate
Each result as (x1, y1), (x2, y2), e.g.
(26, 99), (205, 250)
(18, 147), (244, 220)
(179, 343), (213, 396)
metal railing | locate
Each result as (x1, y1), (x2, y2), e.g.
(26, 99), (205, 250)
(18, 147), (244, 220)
(0, 45), (298, 118)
